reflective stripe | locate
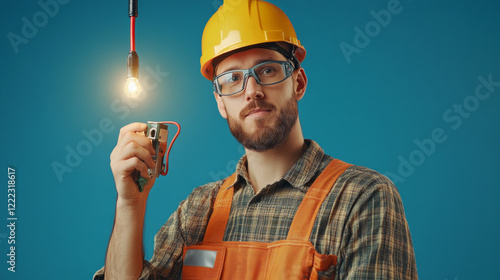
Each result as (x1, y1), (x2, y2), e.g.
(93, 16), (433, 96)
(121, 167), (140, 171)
(184, 249), (217, 268)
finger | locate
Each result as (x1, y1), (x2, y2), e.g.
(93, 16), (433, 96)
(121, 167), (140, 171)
(120, 131), (156, 156)
(110, 140), (154, 168)
(136, 158), (150, 179)
(118, 157), (149, 179)
(117, 122), (148, 144)
(121, 141), (156, 169)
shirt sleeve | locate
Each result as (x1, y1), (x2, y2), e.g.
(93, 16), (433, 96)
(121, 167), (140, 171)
(336, 174), (418, 279)
(92, 182), (220, 280)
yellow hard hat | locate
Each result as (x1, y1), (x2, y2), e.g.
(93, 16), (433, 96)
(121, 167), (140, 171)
(200, 0), (306, 80)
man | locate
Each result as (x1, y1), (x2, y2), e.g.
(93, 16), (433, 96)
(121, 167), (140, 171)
(94, 0), (417, 279)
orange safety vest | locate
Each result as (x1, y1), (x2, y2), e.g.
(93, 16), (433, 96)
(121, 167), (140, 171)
(182, 159), (352, 280)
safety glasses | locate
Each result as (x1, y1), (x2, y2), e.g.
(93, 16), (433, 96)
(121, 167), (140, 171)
(213, 60), (295, 96)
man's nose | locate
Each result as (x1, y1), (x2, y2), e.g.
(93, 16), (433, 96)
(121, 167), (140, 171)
(244, 75), (264, 101)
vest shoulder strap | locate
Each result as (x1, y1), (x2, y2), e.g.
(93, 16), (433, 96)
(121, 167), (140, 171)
(203, 173), (237, 242)
(287, 159), (353, 241)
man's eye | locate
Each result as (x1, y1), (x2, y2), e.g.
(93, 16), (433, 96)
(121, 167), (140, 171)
(225, 74), (241, 84)
(260, 67), (276, 76)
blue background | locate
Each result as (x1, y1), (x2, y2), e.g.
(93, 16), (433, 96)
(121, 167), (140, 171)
(1, 0), (499, 279)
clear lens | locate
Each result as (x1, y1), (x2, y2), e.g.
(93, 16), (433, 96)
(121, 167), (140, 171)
(254, 63), (284, 83)
(214, 61), (294, 96)
(218, 71), (245, 96)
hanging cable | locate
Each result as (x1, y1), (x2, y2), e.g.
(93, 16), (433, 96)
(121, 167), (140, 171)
(130, 16), (136, 52)
(129, 0), (138, 52)
(159, 121), (181, 176)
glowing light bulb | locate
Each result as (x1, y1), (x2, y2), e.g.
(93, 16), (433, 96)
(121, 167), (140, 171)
(124, 77), (142, 98)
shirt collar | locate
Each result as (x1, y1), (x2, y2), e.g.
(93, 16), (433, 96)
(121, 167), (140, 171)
(233, 140), (325, 193)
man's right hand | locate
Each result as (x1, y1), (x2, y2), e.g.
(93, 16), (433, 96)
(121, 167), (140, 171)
(110, 122), (157, 204)
(105, 122), (157, 280)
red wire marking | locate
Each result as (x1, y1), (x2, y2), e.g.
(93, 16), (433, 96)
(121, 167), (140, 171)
(130, 16), (136, 52)
(159, 121), (181, 176)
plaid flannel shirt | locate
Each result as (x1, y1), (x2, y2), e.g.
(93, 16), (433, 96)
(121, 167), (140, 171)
(94, 140), (417, 279)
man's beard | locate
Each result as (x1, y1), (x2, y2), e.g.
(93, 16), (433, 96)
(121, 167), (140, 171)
(226, 97), (298, 152)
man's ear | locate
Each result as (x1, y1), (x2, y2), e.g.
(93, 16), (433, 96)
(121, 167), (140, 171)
(294, 68), (307, 101)
(214, 92), (228, 119)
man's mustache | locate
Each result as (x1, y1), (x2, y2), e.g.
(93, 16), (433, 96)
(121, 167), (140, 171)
(240, 100), (275, 118)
